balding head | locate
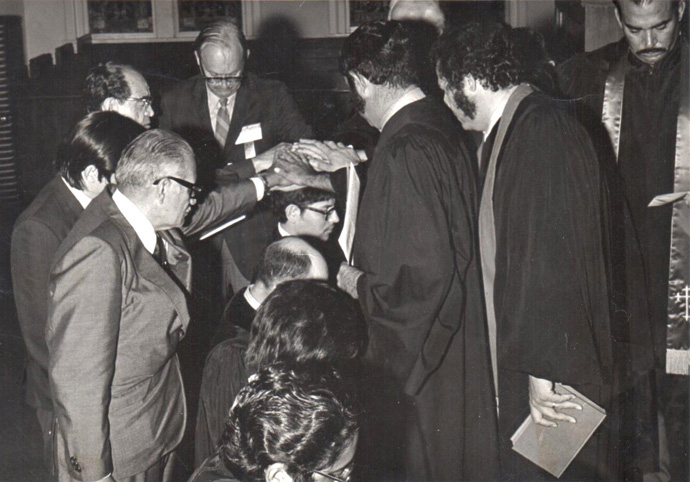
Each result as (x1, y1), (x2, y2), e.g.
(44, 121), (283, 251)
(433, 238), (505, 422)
(388, 0), (445, 32)
(255, 237), (328, 292)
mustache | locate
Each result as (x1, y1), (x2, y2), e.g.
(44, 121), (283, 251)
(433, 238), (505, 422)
(637, 48), (667, 55)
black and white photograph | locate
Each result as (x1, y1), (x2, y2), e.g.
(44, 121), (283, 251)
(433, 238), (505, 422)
(0, 0), (688, 481)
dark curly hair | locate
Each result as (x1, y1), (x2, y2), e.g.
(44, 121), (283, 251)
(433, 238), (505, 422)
(245, 280), (366, 372)
(219, 364), (358, 482)
(339, 20), (423, 89)
(433, 22), (555, 95)
(56, 112), (145, 189)
(271, 187), (336, 224)
(83, 62), (133, 113)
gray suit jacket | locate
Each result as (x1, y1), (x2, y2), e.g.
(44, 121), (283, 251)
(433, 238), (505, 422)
(46, 181), (257, 481)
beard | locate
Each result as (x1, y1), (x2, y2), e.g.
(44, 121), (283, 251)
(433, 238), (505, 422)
(453, 87), (477, 120)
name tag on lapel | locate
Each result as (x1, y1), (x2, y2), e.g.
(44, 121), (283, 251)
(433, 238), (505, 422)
(235, 123), (263, 145)
(235, 123), (262, 159)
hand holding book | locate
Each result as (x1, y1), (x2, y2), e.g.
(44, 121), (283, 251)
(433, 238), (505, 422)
(528, 375), (582, 427)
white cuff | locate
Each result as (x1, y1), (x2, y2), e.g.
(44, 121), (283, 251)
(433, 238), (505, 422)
(249, 177), (265, 201)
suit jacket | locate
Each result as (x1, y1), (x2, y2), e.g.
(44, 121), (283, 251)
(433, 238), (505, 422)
(160, 73), (313, 281)
(46, 181), (257, 481)
(11, 176), (83, 412)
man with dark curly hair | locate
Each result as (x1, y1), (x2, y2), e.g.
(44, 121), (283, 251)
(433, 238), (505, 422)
(189, 366), (359, 482)
(435, 22), (616, 480)
(84, 62), (154, 128)
(333, 19), (499, 482)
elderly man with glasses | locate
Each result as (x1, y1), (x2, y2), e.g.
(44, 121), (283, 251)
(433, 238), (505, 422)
(160, 19), (313, 303)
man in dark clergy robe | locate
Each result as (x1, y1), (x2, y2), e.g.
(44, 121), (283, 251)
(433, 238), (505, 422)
(335, 20), (499, 482)
(557, 1), (687, 478)
(435, 22), (616, 480)
(160, 19), (312, 298)
(11, 112), (145, 475)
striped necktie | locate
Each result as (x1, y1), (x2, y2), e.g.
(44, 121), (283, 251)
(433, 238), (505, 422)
(215, 97), (230, 148)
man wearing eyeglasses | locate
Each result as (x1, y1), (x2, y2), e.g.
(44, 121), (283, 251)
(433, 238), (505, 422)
(85, 62), (155, 128)
(160, 19), (313, 301)
(269, 187), (345, 286)
(46, 129), (285, 482)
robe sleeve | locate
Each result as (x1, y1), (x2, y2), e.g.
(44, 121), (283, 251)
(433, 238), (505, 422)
(356, 130), (474, 392)
(496, 105), (611, 385)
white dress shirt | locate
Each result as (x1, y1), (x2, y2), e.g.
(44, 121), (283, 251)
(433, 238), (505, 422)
(206, 87), (237, 136)
(112, 189), (157, 254)
(62, 177), (93, 209)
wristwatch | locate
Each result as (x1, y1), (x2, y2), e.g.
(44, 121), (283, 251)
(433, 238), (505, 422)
(258, 172), (271, 195)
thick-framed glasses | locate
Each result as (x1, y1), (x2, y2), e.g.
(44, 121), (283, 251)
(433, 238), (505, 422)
(153, 176), (203, 198)
(200, 65), (244, 86)
(126, 95), (153, 108)
(304, 206), (337, 220)
(312, 463), (353, 482)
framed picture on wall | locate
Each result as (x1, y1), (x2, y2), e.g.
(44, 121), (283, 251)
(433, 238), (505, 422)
(177, 0), (242, 33)
(349, 0), (390, 29)
(87, 0), (154, 34)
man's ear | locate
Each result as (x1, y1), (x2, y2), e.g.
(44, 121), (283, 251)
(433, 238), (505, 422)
(100, 97), (119, 112)
(194, 50), (201, 69)
(265, 463), (293, 482)
(678, 1), (686, 21)
(81, 165), (100, 185)
(285, 204), (301, 222)
(464, 75), (478, 94)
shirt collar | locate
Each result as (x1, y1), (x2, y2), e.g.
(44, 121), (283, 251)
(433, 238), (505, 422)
(483, 85), (519, 141)
(112, 189), (157, 254)
(277, 223), (291, 237)
(61, 177), (92, 209)
(380, 87), (426, 130)
(206, 86), (237, 114)
(244, 285), (261, 310)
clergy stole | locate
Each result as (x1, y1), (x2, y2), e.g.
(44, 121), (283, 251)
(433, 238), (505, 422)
(603, 41), (690, 375)
(338, 162), (360, 264)
(479, 83), (534, 398)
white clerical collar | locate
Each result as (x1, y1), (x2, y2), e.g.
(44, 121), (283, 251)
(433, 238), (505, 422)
(380, 87), (426, 130)
(483, 85), (519, 141)
(61, 177), (92, 209)
(244, 285), (261, 310)
(112, 189), (157, 254)
(277, 223), (291, 237)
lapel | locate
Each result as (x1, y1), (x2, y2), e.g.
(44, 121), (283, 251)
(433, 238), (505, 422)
(159, 229), (192, 291)
(223, 76), (253, 158)
(100, 191), (191, 328)
(191, 76), (215, 136)
(51, 176), (84, 222)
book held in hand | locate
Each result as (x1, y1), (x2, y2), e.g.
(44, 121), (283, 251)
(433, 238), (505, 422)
(510, 383), (606, 478)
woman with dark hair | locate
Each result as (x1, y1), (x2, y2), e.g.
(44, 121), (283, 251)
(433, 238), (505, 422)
(11, 111), (145, 475)
(190, 364), (359, 482)
(193, 280), (366, 471)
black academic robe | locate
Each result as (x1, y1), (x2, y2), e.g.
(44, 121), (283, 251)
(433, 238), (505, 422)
(480, 92), (615, 480)
(557, 38), (680, 368)
(353, 97), (499, 482)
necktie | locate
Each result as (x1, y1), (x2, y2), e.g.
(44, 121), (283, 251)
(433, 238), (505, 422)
(153, 233), (169, 269)
(215, 98), (230, 149)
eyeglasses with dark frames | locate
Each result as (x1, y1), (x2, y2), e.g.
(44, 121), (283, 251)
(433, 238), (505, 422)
(311, 458), (354, 482)
(125, 95), (153, 108)
(304, 206), (338, 220)
(199, 64), (244, 85)
(153, 176), (203, 198)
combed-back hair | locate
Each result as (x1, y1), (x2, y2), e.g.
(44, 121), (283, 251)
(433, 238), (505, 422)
(56, 112), (146, 189)
(271, 187), (335, 224)
(84, 62), (133, 113)
(434, 22), (555, 94)
(254, 237), (315, 287)
(339, 20), (423, 89)
(219, 364), (358, 482)
(194, 19), (248, 59)
(245, 280), (366, 371)
(115, 129), (195, 191)
(613, 0), (681, 14)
